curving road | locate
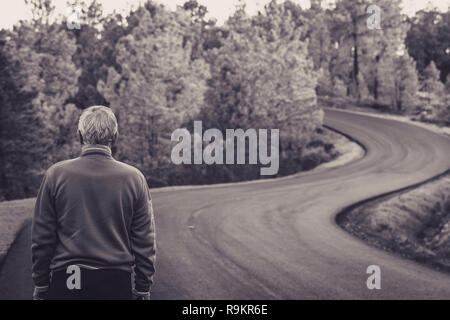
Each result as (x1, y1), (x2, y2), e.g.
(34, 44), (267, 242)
(1, 109), (450, 300)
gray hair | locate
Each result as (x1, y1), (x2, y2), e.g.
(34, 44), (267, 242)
(78, 106), (118, 145)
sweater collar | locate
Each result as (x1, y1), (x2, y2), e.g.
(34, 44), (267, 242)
(80, 144), (112, 157)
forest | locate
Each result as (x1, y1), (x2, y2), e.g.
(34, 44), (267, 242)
(0, 0), (449, 200)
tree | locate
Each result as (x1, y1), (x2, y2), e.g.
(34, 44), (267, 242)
(374, 50), (419, 112)
(0, 31), (31, 199)
(98, 3), (210, 177)
(203, 3), (321, 175)
(0, 0), (80, 199)
(301, 1), (335, 96)
(406, 8), (450, 82)
(305, 0), (331, 71)
(421, 61), (445, 94)
(359, 0), (409, 101)
(390, 54), (419, 112)
(444, 74), (450, 122)
(420, 61), (446, 117)
(446, 74), (450, 106)
(181, 0), (218, 59)
(65, 0), (110, 108)
(330, 0), (371, 100)
(182, 0), (207, 23)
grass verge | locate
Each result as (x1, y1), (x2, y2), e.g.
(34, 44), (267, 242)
(0, 199), (34, 270)
(338, 174), (450, 273)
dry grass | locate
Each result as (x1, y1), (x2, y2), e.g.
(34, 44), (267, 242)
(340, 175), (450, 272)
(0, 198), (34, 267)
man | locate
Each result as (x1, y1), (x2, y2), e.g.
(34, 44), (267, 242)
(31, 106), (156, 300)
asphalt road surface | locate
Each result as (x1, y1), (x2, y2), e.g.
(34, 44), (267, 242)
(1, 109), (450, 300)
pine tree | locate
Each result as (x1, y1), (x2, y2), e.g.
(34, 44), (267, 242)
(204, 2), (321, 158)
(392, 54), (420, 112)
(331, 0), (371, 100)
(377, 53), (419, 112)
(420, 61), (446, 117)
(421, 61), (445, 94)
(446, 74), (450, 106)
(444, 74), (450, 122)
(0, 0), (80, 199)
(98, 4), (210, 175)
(360, 0), (409, 101)
(304, 1), (334, 95)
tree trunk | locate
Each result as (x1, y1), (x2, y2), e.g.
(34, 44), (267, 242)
(352, 16), (360, 101)
(374, 55), (380, 100)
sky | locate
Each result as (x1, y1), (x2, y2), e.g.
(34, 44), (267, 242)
(0, 0), (449, 29)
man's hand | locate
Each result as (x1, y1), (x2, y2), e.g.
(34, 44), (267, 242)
(132, 288), (150, 300)
(33, 286), (49, 300)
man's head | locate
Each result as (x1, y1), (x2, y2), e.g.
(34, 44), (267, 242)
(78, 106), (118, 147)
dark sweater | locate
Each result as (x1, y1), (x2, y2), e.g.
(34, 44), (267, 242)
(31, 144), (156, 292)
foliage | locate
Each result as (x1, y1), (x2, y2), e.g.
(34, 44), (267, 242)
(202, 2), (322, 178)
(0, 2), (80, 199)
(406, 9), (450, 82)
(97, 4), (210, 178)
(2, 0), (449, 200)
(378, 53), (419, 112)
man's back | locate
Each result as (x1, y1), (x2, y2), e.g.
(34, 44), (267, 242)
(31, 106), (156, 300)
(40, 145), (151, 272)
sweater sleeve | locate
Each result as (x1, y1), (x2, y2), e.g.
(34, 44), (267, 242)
(31, 171), (57, 288)
(131, 174), (156, 292)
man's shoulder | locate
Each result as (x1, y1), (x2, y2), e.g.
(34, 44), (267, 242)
(112, 160), (146, 181)
(46, 157), (146, 184)
(46, 158), (78, 176)
(112, 161), (149, 193)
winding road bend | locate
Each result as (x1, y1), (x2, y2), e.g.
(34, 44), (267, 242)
(1, 109), (450, 300)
